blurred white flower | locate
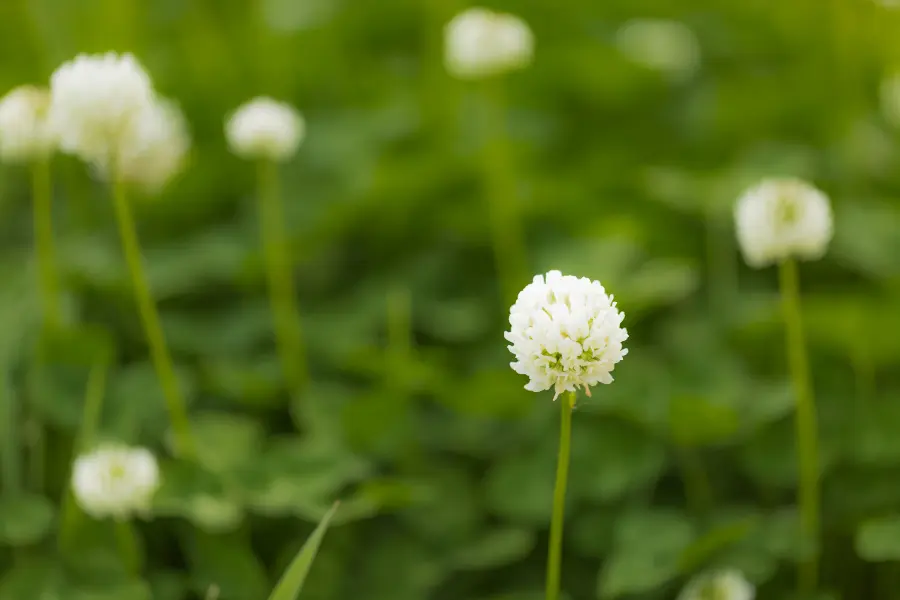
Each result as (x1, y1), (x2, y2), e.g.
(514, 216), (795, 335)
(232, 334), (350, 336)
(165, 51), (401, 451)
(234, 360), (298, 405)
(677, 569), (754, 600)
(615, 19), (700, 79)
(48, 52), (156, 168)
(114, 97), (191, 192)
(734, 178), (833, 268)
(225, 97), (305, 162)
(880, 73), (900, 127)
(444, 7), (533, 79)
(505, 270), (628, 400)
(0, 85), (56, 162)
(72, 444), (160, 520)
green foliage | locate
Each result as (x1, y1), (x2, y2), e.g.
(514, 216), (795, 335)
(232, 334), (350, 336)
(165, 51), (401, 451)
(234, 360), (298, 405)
(0, 0), (897, 599)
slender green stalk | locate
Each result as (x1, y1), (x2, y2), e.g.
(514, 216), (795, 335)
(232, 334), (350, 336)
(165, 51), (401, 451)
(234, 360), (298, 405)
(256, 159), (308, 393)
(705, 207), (736, 323)
(114, 519), (140, 574)
(482, 79), (527, 307)
(674, 444), (713, 514)
(779, 258), (819, 593)
(32, 158), (60, 328)
(546, 391), (575, 600)
(386, 286), (411, 391)
(111, 179), (195, 458)
(26, 419), (44, 493)
(59, 357), (110, 552)
(0, 371), (20, 496)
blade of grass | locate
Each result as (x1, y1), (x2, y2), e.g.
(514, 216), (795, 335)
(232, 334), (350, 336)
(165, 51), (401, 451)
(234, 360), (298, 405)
(267, 501), (340, 600)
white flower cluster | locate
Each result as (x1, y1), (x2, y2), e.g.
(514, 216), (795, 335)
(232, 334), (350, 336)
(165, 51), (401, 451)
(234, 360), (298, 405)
(72, 444), (160, 520)
(677, 569), (754, 600)
(0, 86), (55, 162)
(505, 270), (628, 400)
(225, 97), (305, 162)
(444, 8), (533, 79)
(734, 177), (833, 268)
(47, 52), (189, 191)
(615, 19), (700, 79)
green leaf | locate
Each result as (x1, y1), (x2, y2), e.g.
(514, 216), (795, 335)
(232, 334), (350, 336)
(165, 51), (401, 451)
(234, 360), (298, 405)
(105, 362), (197, 442)
(191, 411), (265, 474)
(451, 527), (535, 571)
(0, 493), (55, 546)
(855, 515), (900, 561)
(0, 557), (63, 599)
(598, 508), (695, 599)
(678, 516), (757, 573)
(267, 500), (340, 600)
(153, 461), (244, 532)
(185, 531), (269, 600)
(669, 394), (740, 446)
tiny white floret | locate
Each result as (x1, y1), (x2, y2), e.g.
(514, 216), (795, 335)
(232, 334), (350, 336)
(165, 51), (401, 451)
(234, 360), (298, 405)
(71, 444), (160, 520)
(444, 8), (533, 79)
(505, 270), (628, 400)
(677, 568), (754, 600)
(225, 97), (305, 162)
(0, 86), (56, 162)
(734, 177), (833, 268)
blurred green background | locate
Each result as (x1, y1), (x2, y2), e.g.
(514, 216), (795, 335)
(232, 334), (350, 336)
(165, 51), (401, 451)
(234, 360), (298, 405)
(2, 0), (900, 599)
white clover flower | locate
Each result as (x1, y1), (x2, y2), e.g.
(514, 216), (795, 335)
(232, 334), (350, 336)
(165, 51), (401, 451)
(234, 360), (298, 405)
(444, 8), (533, 79)
(48, 52), (156, 168)
(114, 97), (190, 192)
(225, 97), (305, 162)
(734, 178), (833, 268)
(505, 270), (628, 400)
(677, 569), (754, 600)
(0, 86), (56, 162)
(72, 444), (160, 520)
(615, 19), (700, 79)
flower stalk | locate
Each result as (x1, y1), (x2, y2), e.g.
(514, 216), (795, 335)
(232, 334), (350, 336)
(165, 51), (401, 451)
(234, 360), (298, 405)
(779, 257), (819, 593)
(32, 157), (61, 327)
(111, 178), (195, 459)
(546, 391), (575, 600)
(256, 159), (308, 393)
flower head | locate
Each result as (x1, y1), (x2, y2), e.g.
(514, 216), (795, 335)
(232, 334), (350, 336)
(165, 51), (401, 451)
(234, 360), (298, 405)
(444, 8), (533, 79)
(0, 86), (56, 162)
(505, 270), (628, 400)
(225, 97), (305, 162)
(615, 19), (700, 79)
(71, 444), (160, 520)
(734, 177), (833, 268)
(677, 569), (754, 600)
(114, 97), (191, 192)
(48, 52), (156, 168)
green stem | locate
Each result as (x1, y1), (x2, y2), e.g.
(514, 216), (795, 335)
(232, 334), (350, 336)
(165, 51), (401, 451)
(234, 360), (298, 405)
(59, 356), (110, 552)
(32, 158), (60, 328)
(546, 391), (575, 600)
(26, 418), (44, 493)
(482, 79), (527, 307)
(779, 258), (819, 593)
(705, 207), (736, 324)
(114, 519), (140, 575)
(0, 370), (20, 496)
(111, 179), (195, 458)
(256, 159), (308, 394)
(674, 444), (713, 514)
